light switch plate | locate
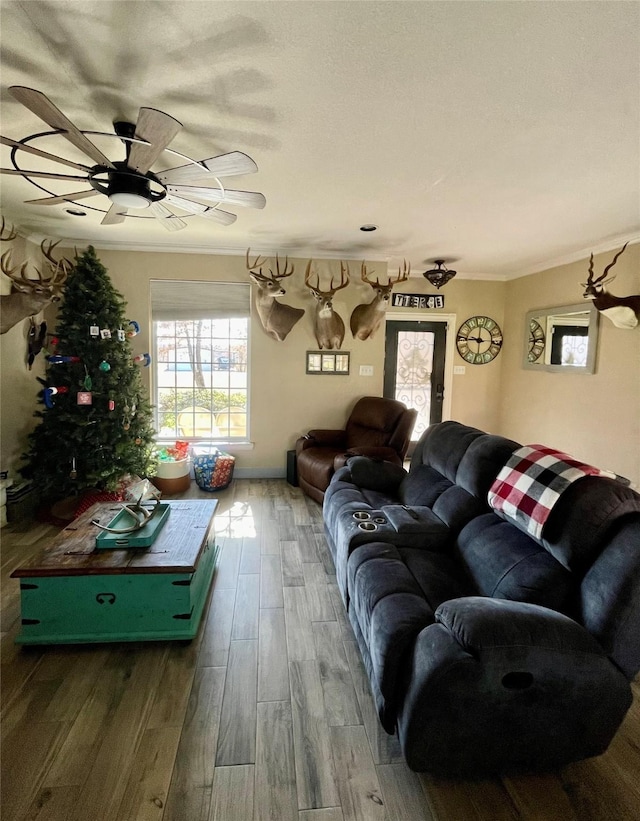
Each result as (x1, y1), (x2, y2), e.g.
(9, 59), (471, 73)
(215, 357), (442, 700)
(453, 365), (466, 375)
(359, 365), (374, 376)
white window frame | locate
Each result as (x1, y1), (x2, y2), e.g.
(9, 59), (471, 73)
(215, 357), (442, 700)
(150, 280), (252, 447)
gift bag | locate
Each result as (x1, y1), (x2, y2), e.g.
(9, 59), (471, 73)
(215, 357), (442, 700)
(193, 447), (235, 491)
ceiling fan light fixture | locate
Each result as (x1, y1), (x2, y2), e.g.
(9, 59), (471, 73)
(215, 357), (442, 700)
(108, 191), (151, 209)
(423, 259), (457, 289)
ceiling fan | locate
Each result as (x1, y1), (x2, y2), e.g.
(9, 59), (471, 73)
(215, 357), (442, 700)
(0, 86), (266, 231)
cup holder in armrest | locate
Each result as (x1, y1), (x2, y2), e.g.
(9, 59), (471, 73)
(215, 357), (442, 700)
(358, 521), (378, 532)
(353, 511), (371, 521)
(502, 671), (534, 690)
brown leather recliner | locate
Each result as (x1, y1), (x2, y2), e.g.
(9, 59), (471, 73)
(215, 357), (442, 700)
(295, 396), (417, 503)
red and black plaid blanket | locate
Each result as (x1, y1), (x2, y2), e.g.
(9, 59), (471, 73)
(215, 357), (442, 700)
(488, 444), (615, 540)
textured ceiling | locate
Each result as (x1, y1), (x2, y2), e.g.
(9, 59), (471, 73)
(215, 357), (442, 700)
(0, 0), (638, 278)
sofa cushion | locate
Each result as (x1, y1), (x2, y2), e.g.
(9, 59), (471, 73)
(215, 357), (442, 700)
(542, 476), (640, 571)
(399, 465), (453, 507)
(348, 542), (467, 729)
(413, 421), (484, 481)
(455, 433), (519, 499)
(455, 513), (572, 611)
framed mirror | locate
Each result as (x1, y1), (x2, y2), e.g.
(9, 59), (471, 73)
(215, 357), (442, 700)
(523, 303), (599, 373)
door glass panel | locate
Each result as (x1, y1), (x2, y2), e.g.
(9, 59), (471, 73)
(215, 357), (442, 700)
(394, 330), (435, 441)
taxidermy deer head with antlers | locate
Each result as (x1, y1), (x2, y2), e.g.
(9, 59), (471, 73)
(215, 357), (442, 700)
(581, 242), (640, 329)
(350, 260), (410, 340)
(0, 219), (72, 334)
(246, 249), (305, 341)
(305, 259), (349, 349)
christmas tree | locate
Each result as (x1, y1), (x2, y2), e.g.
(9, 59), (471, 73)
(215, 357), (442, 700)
(21, 245), (156, 500)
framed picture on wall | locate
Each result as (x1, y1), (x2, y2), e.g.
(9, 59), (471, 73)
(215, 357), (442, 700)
(306, 351), (350, 374)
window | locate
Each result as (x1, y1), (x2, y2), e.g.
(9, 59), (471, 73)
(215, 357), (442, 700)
(151, 280), (250, 441)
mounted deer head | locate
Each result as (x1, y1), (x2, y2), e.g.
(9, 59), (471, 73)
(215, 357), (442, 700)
(350, 260), (410, 340)
(581, 242), (640, 329)
(304, 260), (349, 349)
(246, 248), (305, 341)
(1, 233), (72, 334)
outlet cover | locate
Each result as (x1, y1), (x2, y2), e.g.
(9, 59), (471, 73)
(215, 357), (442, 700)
(453, 365), (466, 375)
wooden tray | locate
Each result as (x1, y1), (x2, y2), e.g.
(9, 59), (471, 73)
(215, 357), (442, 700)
(95, 503), (171, 549)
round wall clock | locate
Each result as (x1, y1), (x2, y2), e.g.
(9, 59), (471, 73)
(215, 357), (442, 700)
(528, 318), (546, 362)
(456, 316), (503, 364)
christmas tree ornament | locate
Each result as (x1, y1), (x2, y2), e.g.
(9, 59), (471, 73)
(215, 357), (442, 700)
(133, 353), (152, 367)
(100, 329), (112, 339)
(108, 399), (115, 411)
(90, 325), (100, 337)
(70, 457), (77, 480)
(99, 360), (111, 372)
(43, 385), (69, 408)
(77, 391), (92, 405)
(117, 329), (126, 342)
(50, 336), (59, 346)
(135, 437), (142, 445)
(83, 369), (92, 390)
(47, 354), (80, 364)
(127, 320), (140, 337)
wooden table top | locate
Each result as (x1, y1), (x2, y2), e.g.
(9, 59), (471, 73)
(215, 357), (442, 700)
(12, 499), (218, 578)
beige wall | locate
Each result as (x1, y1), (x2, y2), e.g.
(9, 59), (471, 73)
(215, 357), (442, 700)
(499, 243), (640, 487)
(90, 248), (506, 475)
(2, 230), (637, 486)
(0, 233), (55, 473)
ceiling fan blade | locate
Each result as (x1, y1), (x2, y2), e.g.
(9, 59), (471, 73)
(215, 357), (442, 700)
(165, 194), (237, 225)
(156, 151), (258, 184)
(166, 185), (266, 209)
(102, 204), (127, 225)
(1, 168), (89, 181)
(24, 190), (100, 205)
(9, 86), (115, 168)
(0, 135), (92, 171)
(148, 202), (187, 231)
(127, 108), (182, 175)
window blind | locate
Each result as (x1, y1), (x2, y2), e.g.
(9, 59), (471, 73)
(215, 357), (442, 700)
(150, 280), (251, 321)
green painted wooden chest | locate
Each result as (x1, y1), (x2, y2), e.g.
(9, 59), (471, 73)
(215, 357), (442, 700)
(12, 499), (218, 645)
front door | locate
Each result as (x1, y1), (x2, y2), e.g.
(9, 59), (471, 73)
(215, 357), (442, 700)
(383, 321), (447, 448)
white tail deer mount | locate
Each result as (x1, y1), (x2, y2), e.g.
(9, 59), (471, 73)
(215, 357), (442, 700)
(246, 249), (305, 341)
(1, 224), (72, 334)
(304, 260), (349, 349)
(581, 242), (640, 329)
(350, 260), (410, 340)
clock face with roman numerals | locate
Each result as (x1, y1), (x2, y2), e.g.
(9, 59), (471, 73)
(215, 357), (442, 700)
(528, 318), (546, 362)
(456, 316), (503, 364)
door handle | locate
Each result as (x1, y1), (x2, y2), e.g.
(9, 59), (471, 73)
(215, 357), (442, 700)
(435, 383), (444, 402)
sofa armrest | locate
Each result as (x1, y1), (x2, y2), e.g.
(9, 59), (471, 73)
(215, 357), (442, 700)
(302, 429), (347, 448)
(345, 456), (407, 492)
(344, 445), (404, 465)
(435, 596), (606, 656)
(381, 505), (449, 544)
(396, 597), (632, 775)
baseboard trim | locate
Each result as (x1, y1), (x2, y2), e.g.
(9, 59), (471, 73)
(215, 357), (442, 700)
(233, 467), (287, 479)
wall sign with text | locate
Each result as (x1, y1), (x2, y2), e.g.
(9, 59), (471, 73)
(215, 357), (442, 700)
(392, 293), (445, 309)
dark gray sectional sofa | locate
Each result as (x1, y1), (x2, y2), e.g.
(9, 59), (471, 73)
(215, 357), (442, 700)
(322, 421), (640, 775)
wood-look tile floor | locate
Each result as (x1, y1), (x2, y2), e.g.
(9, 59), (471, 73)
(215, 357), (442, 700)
(1, 478), (639, 820)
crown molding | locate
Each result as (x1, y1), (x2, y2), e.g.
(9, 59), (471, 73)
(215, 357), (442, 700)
(508, 232), (640, 279)
(23, 230), (639, 281)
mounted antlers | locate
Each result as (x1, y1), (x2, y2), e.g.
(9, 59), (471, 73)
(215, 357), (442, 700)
(246, 248), (305, 341)
(305, 260), (349, 349)
(350, 260), (410, 340)
(581, 242), (640, 329)
(1, 232), (72, 334)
